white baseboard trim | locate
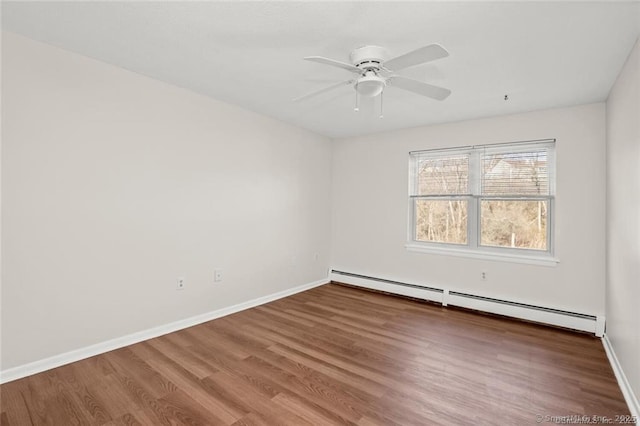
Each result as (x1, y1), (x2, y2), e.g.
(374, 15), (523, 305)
(602, 334), (640, 419)
(0, 278), (329, 384)
(330, 270), (599, 334)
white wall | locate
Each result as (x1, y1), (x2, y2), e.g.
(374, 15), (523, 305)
(331, 103), (606, 316)
(606, 37), (640, 407)
(1, 32), (332, 370)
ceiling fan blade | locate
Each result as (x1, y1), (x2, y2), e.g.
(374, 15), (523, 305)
(293, 80), (353, 102)
(384, 44), (449, 72)
(304, 56), (361, 73)
(388, 76), (451, 101)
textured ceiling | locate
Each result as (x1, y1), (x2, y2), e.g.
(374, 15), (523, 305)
(2, 1), (640, 139)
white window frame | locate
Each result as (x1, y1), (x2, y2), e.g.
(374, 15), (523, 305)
(406, 139), (558, 266)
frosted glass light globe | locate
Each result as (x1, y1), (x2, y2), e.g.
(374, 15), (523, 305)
(355, 74), (386, 97)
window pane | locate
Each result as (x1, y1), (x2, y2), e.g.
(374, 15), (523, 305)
(482, 150), (549, 195)
(415, 199), (467, 244)
(417, 155), (469, 195)
(480, 200), (548, 250)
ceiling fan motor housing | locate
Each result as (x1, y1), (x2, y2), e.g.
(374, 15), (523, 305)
(350, 45), (389, 70)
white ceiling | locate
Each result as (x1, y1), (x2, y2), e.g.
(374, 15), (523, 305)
(2, 1), (639, 139)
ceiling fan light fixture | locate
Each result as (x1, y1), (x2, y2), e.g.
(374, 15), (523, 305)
(355, 74), (386, 98)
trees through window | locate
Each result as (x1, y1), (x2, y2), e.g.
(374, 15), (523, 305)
(409, 140), (555, 255)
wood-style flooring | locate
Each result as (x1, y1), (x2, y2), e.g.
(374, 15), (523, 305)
(0, 283), (630, 425)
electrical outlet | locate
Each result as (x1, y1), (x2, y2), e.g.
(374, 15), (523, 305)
(481, 271), (487, 281)
(214, 269), (223, 282)
(177, 277), (185, 290)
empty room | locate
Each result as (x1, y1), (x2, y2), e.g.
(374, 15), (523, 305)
(1, 1), (639, 425)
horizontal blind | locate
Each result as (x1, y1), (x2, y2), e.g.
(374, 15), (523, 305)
(481, 147), (551, 196)
(413, 154), (469, 196)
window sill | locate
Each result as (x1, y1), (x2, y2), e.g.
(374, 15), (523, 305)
(405, 243), (559, 267)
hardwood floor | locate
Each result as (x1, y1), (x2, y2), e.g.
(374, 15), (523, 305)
(0, 283), (630, 425)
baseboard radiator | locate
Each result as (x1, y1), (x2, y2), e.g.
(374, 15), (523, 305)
(330, 270), (604, 336)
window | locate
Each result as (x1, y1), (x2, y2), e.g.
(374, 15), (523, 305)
(408, 140), (556, 263)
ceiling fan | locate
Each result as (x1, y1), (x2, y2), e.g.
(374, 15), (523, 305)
(294, 44), (452, 116)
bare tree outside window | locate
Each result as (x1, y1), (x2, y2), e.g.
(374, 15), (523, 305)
(415, 155), (468, 244)
(480, 150), (549, 250)
(409, 142), (554, 255)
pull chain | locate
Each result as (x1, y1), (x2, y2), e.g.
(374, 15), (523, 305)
(379, 90), (384, 119)
(354, 84), (360, 112)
